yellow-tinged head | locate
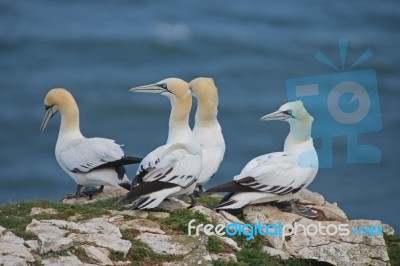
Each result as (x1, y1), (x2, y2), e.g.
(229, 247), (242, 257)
(190, 77), (219, 121)
(40, 88), (79, 132)
(130, 78), (192, 123)
(129, 77), (191, 100)
(190, 77), (219, 104)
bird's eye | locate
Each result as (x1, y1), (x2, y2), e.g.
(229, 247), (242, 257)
(284, 110), (293, 115)
(161, 83), (168, 89)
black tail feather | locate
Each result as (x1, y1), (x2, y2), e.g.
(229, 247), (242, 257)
(118, 181), (132, 191)
(206, 181), (258, 193)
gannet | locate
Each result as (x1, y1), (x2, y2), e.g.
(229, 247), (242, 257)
(190, 77), (225, 193)
(207, 100), (319, 218)
(40, 88), (142, 200)
(117, 78), (202, 210)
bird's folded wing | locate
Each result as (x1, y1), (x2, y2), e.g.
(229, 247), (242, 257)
(58, 138), (125, 173)
(233, 152), (307, 195)
(199, 146), (224, 179)
(139, 147), (201, 188)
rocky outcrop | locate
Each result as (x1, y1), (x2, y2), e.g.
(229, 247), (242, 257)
(0, 189), (396, 265)
(243, 190), (391, 265)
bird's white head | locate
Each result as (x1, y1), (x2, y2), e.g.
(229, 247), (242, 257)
(129, 78), (191, 102)
(130, 78), (192, 129)
(190, 77), (219, 120)
(40, 88), (78, 132)
(190, 77), (218, 102)
(261, 100), (314, 144)
(260, 100), (313, 124)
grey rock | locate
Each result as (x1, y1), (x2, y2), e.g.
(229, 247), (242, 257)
(382, 223), (395, 236)
(0, 243), (35, 264)
(0, 255), (28, 266)
(150, 211), (170, 219)
(69, 233), (131, 256)
(41, 252), (97, 266)
(158, 197), (190, 210)
(243, 200), (390, 266)
(181, 240), (212, 266)
(83, 245), (113, 266)
(211, 253), (237, 262)
(26, 219), (68, 237)
(190, 205), (243, 226)
(0, 228), (25, 245)
(27, 218), (122, 237)
(30, 207), (58, 216)
(38, 233), (73, 254)
(216, 236), (240, 251)
(112, 218), (165, 234)
(24, 240), (40, 252)
(135, 232), (206, 256)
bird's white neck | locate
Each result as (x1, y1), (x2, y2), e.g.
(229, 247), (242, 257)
(195, 98), (218, 122)
(167, 96), (194, 144)
(284, 116), (314, 152)
(57, 102), (84, 144)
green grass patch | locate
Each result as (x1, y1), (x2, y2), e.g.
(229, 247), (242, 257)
(385, 234), (400, 265)
(207, 236), (225, 254)
(109, 250), (125, 261)
(197, 194), (223, 207)
(161, 208), (211, 234)
(0, 197), (125, 239)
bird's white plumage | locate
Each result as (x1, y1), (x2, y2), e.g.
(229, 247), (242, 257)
(213, 100), (318, 209)
(129, 78), (202, 209)
(137, 142), (202, 188)
(191, 77), (225, 187)
(233, 144), (317, 195)
(57, 137), (124, 174)
(42, 88), (133, 191)
(193, 124), (225, 185)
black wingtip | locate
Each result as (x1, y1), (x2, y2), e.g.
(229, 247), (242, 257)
(118, 181), (132, 191)
(207, 181), (258, 193)
(123, 155), (143, 164)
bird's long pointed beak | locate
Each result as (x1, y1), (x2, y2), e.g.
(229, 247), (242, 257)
(129, 83), (165, 94)
(40, 106), (57, 132)
(260, 110), (289, 121)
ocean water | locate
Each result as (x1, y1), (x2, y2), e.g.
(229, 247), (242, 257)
(0, 1), (399, 231)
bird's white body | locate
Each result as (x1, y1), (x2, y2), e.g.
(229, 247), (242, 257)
(41, 88), (133, 192)
(55, 135), (131, 187)
(218, 140), (318, 209)
(129, 78), (202, 209)
(193, 121), (225, 185)
(191, 78), (225, 187)
(212, 100), (318, 210)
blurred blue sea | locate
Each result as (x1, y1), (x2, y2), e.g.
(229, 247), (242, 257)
(0, 1), (399, 231)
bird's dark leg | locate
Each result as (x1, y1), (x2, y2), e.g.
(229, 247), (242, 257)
(192, 185), (205, 198)
(290, 199), (317, 219)
(81, 185), (105, 199)
(59, 185), (86, 201)
(188, 194), (199, 208)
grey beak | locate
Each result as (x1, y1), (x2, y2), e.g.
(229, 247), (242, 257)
(129, 84), (166, 94)
(260, 110), (289, 121)
(40, 106), (57, 132)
